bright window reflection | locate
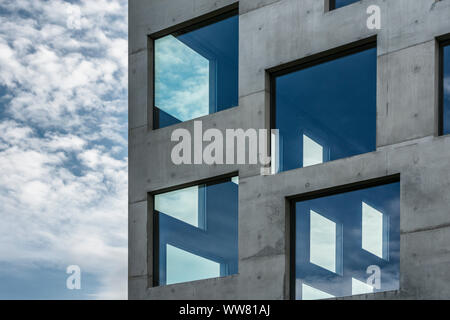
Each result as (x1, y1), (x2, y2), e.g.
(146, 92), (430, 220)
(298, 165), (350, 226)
(274, 46), (376, 172)
(154, 14), (239, 129)
(166, 244), (220, 285)
(310, 210), (337, 273)
(352, 278), (374, 295)
(155, 36), (209, 123)
(362, 202), (385, 259)
(155, 177), (238, 286)
(295, 181), (400, 300)
(303, 134), (324, 167)
(443, 43), (450, 135)
(155, 186), (201, 228)
(301, 283), (335, 300)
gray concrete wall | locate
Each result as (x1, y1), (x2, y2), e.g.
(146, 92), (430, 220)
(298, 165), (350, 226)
(129, 0), (450, 299)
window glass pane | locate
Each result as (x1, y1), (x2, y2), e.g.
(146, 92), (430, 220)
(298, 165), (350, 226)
(443, 44), (450, 135)
(303, 134), (324, 167)
(300, 283), (335, 300)
(309, 210), (337, 273)
(154, 14), (239, 129)
(334, 0), (359, 9)
(155, 186), (200, 228)
(362, 202), (385, 259)
(295, 181), (400, 300)
(155, 36), (209, 124)
(155, 177), (238, 286)
(166, 244), (221, 285)
(275, 46), (376, 172)
(352, 277), (374, 295)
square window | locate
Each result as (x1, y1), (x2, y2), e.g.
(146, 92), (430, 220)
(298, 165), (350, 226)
(292, 180), (400, 300)
(441, 41), (450, 136)
(272, 43), (376, 172)
(153, 12), (239, 129)
(330, 0), (360, 10)
(153, 176), (238, 286)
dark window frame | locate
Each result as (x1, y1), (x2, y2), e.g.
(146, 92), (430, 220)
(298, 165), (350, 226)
(439, 39), (450, 136)
(288, 174), (400, 300)
(269, 38), (377, 170)
(150, 172), (238, 287)
(329, 0), (337, 10)
(150, 5), (239, 130)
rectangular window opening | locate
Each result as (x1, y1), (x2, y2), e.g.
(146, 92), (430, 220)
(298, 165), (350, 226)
(152, 175), (239, 287)
(440, 39), (450, 136)
(291, 177), (400, 300)
(271, 41), (377, 173)
(152, 10), (239, 129)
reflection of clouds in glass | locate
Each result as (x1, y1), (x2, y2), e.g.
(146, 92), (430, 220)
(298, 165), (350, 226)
(310, 210), (336, 273)
(298, 281), (335, 300)
(166, 244), (220, 285)
(445, 76), (450, 95)
(303, 134), (323, 167)
(362, 202), (383, 258)
(155, 186), (199, 227)
(155, 35), (209, 122)
(298, 273), (398, 300)
(352, 277), (374, 295)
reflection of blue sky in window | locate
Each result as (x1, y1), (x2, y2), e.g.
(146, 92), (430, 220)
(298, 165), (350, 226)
(335, 0), (360, 9)
(310, 210), (337, 273)
(443, 45), (450, 135)
(166, 244), (220, 285)
(155, 35), (209, 122)
(155, 186), (199, 227)
(157, 177), (238, 286)
(275, 47), (376, 172)
(352, 278), (374, 295)
(295, 182), (400, 300)
(300, 282), (335, 300)
(362, 202), (384, 259)
(303, 134), (324, 167)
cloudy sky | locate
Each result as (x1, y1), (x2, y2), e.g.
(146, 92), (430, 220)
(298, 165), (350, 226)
(0, 0), (128, 299)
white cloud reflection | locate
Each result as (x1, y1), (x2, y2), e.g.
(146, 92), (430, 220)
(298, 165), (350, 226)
(166, 244), (220, 285)
(155, 186), (200, 227)
(309, 210), (337, 273)
(155, 35), (209, 122)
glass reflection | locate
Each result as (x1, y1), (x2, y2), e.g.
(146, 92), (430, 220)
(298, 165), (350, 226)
(443, 44), (450, 135)
(166, 244), (221, 285)
(155, 186), (202, 228)
(362, 202), (385, 259)
(309, 210), (338, 273)
(295, 181), (400, 300)
(334, 0), (360, 9)
(274, 46), (376, 172)
(155, 177), (238, 286)
(352, 277), (374, 295)
(154, 14), (239, 129)
(303, 134), (324, 167)
(300, 282), (335, 300)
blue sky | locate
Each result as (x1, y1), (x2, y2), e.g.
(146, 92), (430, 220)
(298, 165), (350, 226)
(0, 0), (128, 299)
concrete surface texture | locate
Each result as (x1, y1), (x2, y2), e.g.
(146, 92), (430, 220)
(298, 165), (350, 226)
(129, 0), (450, 299)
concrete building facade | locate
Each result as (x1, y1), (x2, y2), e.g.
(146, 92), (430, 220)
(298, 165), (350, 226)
(129, 0), (450, 300)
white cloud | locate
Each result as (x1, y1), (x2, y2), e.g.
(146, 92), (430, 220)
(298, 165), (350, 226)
(0, 0), (128, 299)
